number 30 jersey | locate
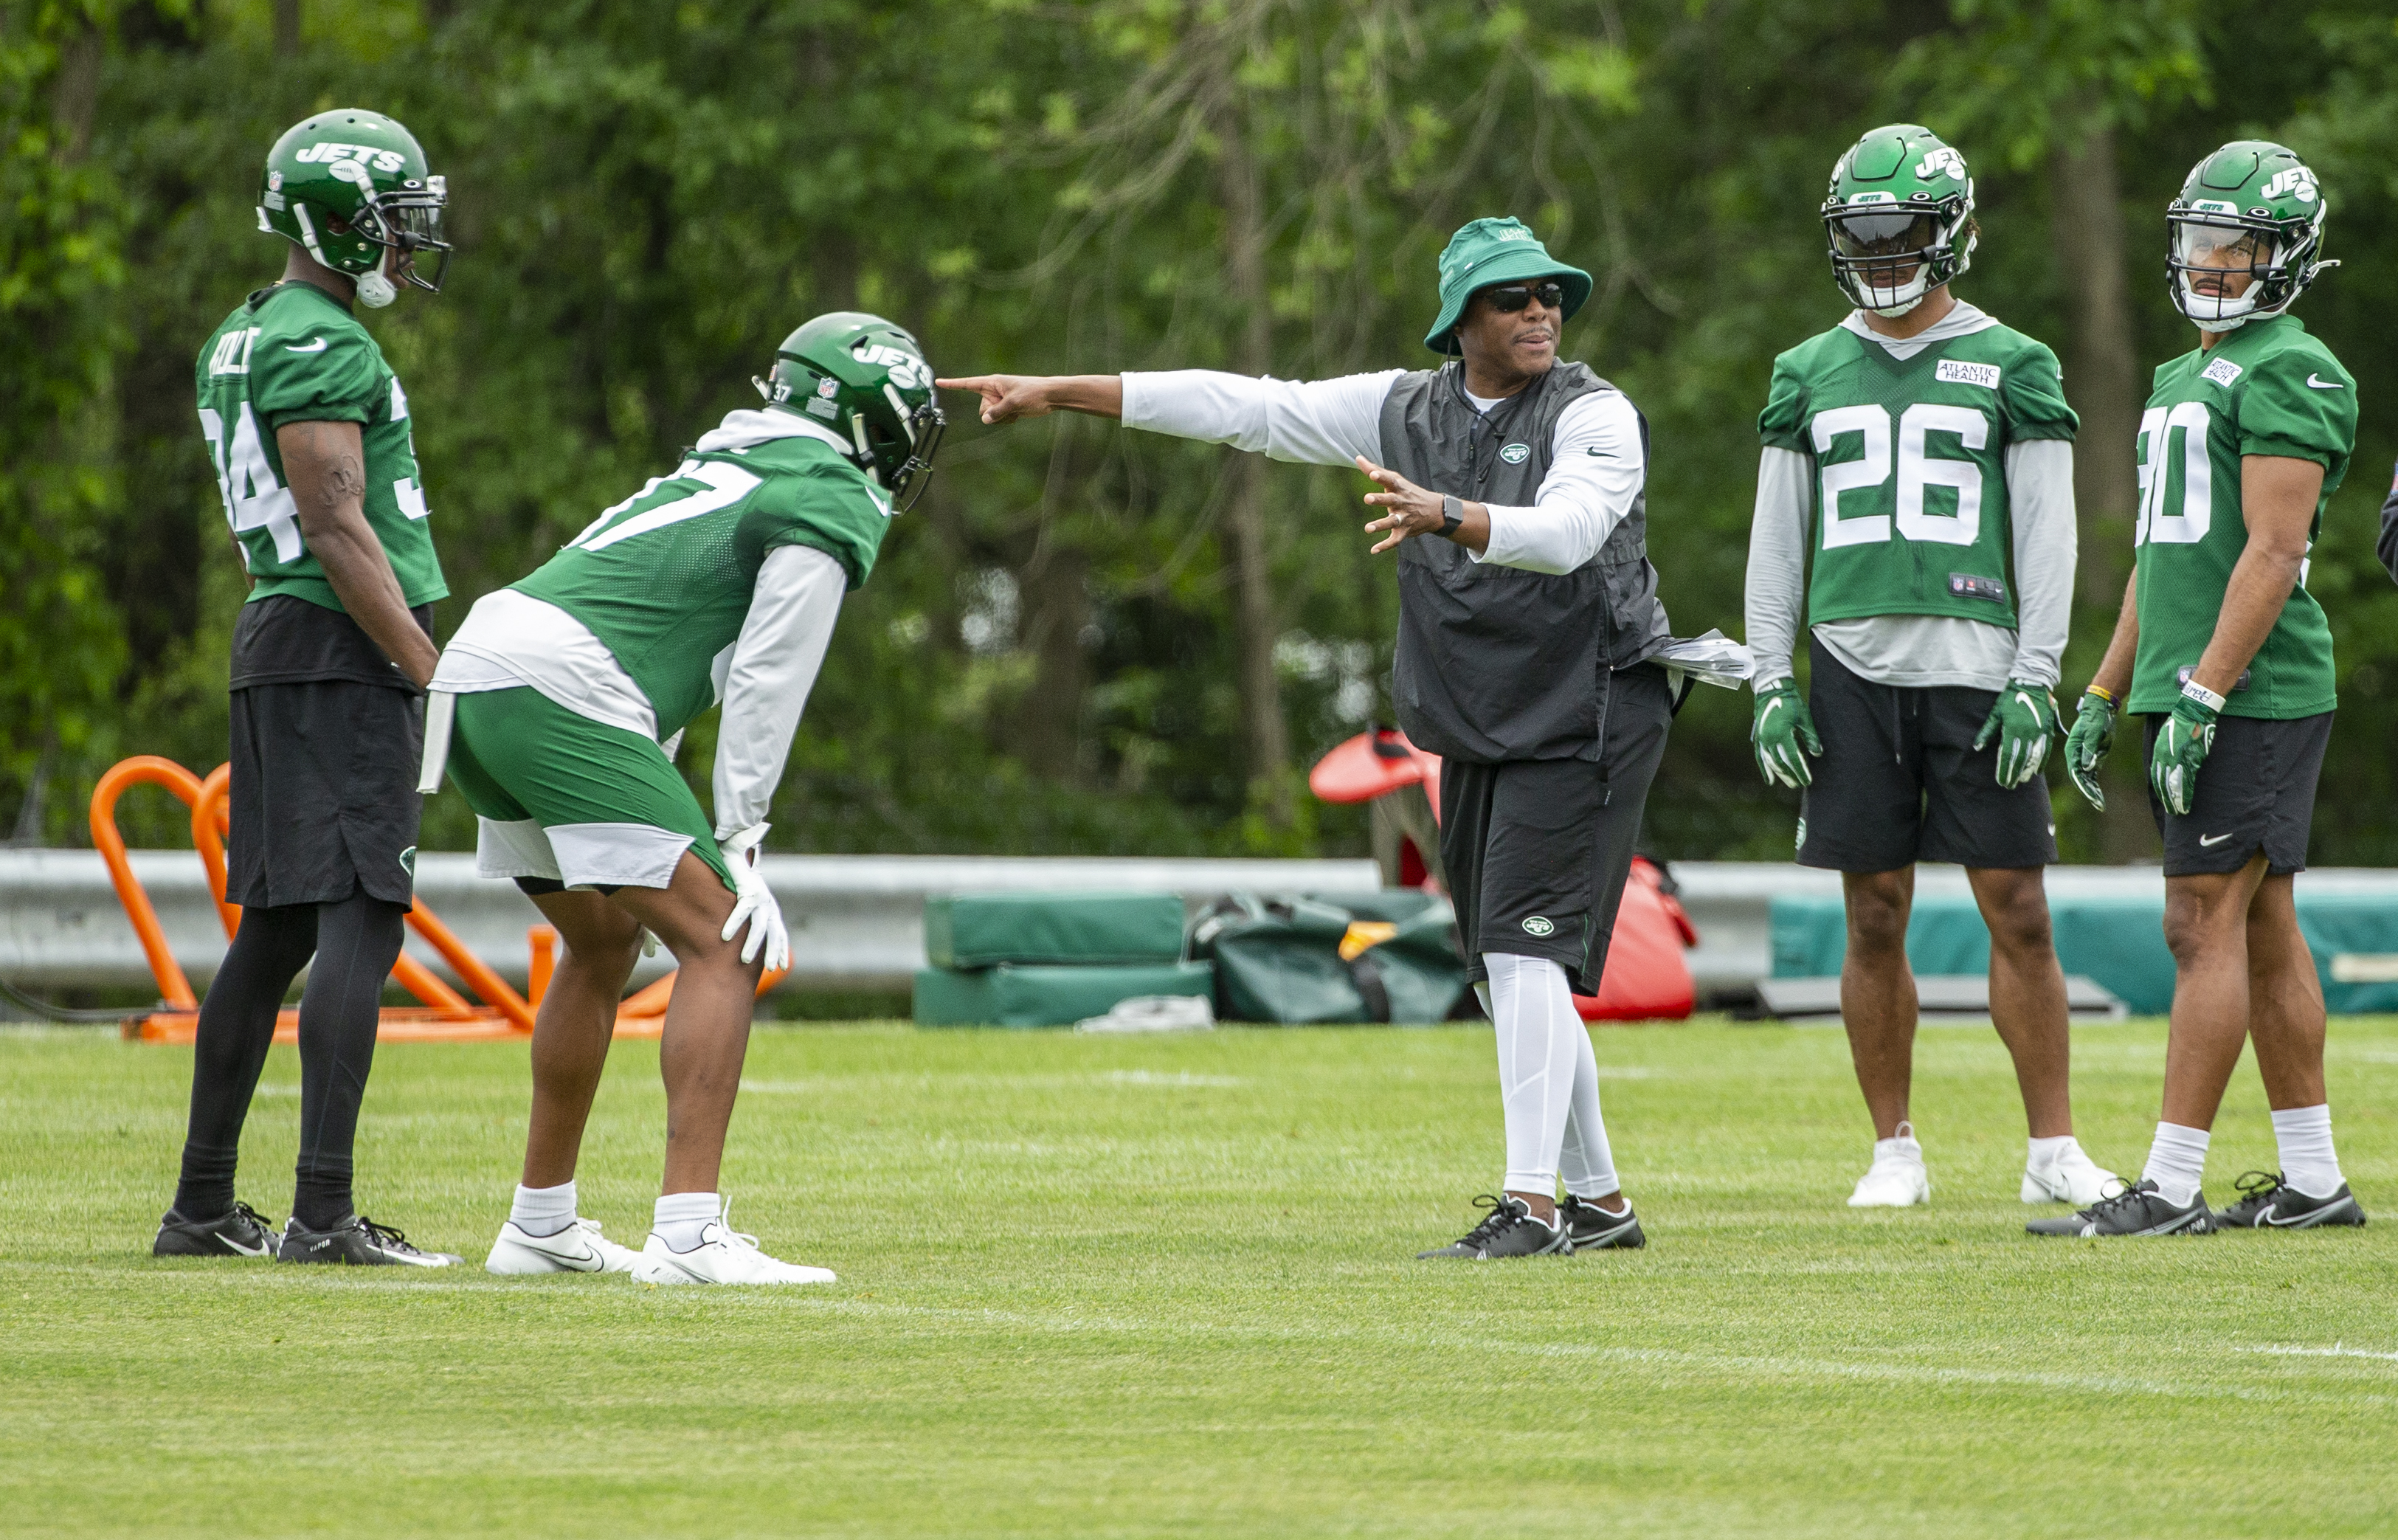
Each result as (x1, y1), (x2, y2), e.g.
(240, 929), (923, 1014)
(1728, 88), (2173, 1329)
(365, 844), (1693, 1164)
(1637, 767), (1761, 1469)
(193, 281), (447, 612)
(510, 412), (895, 741)
(1758, 316), (2078, 630)
(2129, 314), (2356, 719)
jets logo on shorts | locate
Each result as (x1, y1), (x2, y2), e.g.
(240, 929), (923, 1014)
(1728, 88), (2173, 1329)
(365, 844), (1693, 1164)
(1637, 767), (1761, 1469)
(398, 846), (417, 880)
(1499, 442), (1531, 465)
(1521, 916), (1555, 937)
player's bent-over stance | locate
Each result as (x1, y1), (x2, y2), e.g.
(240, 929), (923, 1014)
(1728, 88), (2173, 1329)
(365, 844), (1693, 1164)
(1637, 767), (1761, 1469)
(422, 314), (944, 1283)
(156, 110), (463, 1268)
(1745, 125), (2117, 1209)
(2034, 143), (2365, 1239)
(947, 218), (1676, 1260)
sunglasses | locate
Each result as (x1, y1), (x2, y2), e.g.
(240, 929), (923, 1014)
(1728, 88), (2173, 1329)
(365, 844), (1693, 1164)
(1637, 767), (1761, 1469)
(1480, 281), (1566, 313)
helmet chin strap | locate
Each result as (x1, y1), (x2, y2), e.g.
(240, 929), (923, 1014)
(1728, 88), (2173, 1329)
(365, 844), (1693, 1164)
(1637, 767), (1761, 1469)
(355, 260), (398, 309)
(1860, 266), (1934, 318)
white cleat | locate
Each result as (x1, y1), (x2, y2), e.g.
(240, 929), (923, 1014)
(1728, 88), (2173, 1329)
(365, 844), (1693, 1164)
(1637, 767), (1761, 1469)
(629, 1214), (836, 1286)
(2021, 1139), (2121, 1206)
(1848, 1127), (1932, 1208)
(486, 1216), (642, 1275)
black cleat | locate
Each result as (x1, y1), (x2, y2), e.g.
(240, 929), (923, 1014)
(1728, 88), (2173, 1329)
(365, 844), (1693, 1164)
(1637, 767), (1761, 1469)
(1559, 1192), (1646, 1250)
(153, 1201), (279, 1258)
(277, 1215), (463, 1268)
(2027, 1178), (2216, 1238)
(1417, 1194), (1570, 1260)
(2214, 1171), (2367, 1230)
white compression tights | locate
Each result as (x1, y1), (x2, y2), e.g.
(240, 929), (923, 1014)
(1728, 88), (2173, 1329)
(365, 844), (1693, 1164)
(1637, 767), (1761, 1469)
(1483, 952), (1619, 1198)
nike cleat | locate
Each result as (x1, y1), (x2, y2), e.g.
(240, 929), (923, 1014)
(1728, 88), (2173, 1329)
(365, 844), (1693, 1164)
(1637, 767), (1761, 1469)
(2214, 1171), (2367, 1230)
(1416, 1194), (1570, 1260)
(152, 1201), (278, 1258)
(486, 1216), (641, 1275)
(2027, 1179), (2216, 1237)
(1559, 1192), (1646, 1251)
(278, 1215), (464, 1267)
(1848, 1152), (1932, 1208)
(2022, 1139), (2120, 1205)
(629, 1209), (835, 1285)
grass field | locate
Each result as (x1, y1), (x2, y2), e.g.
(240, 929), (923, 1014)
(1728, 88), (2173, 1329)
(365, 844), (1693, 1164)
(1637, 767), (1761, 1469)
(4, 1016), (2396, 1538)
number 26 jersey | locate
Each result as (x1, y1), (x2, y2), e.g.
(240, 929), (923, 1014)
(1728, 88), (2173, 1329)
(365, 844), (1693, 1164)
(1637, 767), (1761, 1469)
(2129, 313), (2356, 719)
(1758, 314), (2078, 632)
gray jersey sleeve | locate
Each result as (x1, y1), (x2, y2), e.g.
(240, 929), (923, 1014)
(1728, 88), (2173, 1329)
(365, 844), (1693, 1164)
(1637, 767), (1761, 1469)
(711, 543), (847, 838)
(1743, 447), (1813, 689)
(2001, 438), (2076, 687)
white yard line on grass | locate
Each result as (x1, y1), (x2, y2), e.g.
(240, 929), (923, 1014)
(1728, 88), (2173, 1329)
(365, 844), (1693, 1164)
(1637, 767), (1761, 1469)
(2245, 1343), (2398, 1362)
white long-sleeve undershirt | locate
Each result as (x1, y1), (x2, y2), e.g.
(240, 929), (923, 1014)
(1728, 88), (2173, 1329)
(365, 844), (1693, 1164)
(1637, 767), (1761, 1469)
(1120, 368), (1647, 574)
(1744, 437), (2077, 691)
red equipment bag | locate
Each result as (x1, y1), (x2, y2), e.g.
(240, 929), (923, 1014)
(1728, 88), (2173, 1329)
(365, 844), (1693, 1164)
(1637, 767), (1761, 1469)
(1573, 857), (1699, 1022)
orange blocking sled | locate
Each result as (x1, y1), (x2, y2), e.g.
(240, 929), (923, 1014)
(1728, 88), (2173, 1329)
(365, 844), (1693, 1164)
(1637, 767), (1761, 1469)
(92, 756), (783, 1043)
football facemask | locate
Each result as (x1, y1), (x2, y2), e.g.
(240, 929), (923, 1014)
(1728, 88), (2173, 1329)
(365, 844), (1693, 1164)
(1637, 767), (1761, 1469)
(2164, 140), (2334, 331)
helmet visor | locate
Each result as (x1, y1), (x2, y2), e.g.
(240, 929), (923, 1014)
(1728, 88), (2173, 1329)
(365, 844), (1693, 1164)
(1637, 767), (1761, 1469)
(1828, 210), (1941, 260)
(2172, 218), (2273, 271)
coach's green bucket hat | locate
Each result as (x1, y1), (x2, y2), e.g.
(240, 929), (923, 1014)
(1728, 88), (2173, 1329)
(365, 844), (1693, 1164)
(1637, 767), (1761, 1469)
(1423, 216), (1593, 354)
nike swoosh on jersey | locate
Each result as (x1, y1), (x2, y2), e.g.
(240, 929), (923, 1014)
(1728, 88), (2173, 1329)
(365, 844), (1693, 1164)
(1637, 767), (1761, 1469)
(2199, 832), (2233, 846)
(2307, 373), (2344, 390)
(286, 337), (330, 353)
(1585, 447), (1615, 457)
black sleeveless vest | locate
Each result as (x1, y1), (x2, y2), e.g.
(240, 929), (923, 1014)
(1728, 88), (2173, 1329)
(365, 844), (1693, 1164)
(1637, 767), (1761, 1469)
(1379, 361), (1672, 764)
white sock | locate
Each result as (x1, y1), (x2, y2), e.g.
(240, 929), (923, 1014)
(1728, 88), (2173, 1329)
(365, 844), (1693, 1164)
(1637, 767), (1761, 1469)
(2271, 1104), (2345, 1198)
(1873, 1121), (1923, 1164)
(1558, 1014), (1621, 1201)
(2141, 1122), (2211, 1207)
(509, 1180), (578, 1238)
(654, 1191), (721, 1253)
(2025, 1134), (2076, 1172)
(1487, 952), (1580, 1197)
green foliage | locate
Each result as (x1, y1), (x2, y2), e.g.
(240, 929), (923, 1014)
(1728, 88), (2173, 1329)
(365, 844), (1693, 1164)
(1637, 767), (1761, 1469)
(7, 0), (2398, 864)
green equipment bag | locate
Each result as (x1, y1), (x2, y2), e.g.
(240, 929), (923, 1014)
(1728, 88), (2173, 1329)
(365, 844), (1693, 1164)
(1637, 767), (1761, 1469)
(924, 891), (1188, 968)
(912, 961), (1215, 1028)
(1192, 894), (1468, 1025)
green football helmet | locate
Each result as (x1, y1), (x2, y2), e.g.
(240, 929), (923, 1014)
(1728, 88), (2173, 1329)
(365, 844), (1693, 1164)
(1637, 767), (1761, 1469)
(1821, 124), (1975, 317)
(2167, 141), (2335, 331)
(756, 313), (946, 510)
(256, 109), (449, 308)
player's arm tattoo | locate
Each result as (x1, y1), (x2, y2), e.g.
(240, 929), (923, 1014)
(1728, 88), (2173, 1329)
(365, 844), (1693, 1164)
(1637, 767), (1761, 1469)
(278, 418), (439, 688)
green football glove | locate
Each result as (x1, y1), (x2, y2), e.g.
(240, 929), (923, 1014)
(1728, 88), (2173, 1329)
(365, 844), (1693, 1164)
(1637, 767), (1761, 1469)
(2062, 688), (2116, 811)
(1750, 677), (1822, 790)
(2149, 681), (2222, 817)
(1972, 679), (2060, 790)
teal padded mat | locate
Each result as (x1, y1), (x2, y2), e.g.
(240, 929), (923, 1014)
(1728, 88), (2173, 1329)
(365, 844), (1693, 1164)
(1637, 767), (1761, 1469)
(923, 891), (1187, 969)
(912, 961), (1214, 1028)
(1771, 887), (2398, 1015)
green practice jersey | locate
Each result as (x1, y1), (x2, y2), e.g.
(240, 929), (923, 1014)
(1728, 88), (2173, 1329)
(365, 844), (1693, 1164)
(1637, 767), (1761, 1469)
(2129, 314), (2355, 719)
(1759, 318), (2078, 628)
(513, 423), (894, 740)
(193, 281), (447, 612)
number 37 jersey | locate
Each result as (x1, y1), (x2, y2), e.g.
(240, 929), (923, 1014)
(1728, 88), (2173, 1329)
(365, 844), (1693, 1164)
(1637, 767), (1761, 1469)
(1758, 316), (2078, 631)
(193, 281), (446, 613)
(2129, 314), (2356, 719)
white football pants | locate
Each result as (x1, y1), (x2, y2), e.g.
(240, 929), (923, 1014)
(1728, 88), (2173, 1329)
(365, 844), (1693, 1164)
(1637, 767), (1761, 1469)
(1485, 951), (1619, 1198)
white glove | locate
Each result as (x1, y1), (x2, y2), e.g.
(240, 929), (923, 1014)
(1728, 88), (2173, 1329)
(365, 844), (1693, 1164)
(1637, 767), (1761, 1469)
(716, 823), (789, 972)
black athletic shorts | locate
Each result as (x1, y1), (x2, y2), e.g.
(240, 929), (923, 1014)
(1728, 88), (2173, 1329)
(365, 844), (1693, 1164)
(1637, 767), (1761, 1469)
(1439, 663), (1674, 995)
(2142, 711), (2330, 877)
(1797, 649), (2056, 873)
(226, 680), (424, 911)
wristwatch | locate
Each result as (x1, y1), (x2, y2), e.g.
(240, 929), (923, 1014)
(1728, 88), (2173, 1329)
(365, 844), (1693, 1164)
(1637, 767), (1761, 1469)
(1440, 495), (1463, 537)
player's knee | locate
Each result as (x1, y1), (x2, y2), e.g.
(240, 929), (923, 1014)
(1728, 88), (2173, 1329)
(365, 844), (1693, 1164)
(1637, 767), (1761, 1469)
(1981, 887), (2053, 957)
(1845, 881), (1910, 953)
(2161, 897), (2229, 967)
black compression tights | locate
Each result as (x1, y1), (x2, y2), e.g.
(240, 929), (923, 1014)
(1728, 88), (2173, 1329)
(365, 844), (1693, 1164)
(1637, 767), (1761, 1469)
(173, 889), (407, 1229)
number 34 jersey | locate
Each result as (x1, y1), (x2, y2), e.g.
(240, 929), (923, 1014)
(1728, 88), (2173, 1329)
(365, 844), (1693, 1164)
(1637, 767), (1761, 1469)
(1758, 316), (2078, 631)
(2129, 314), (2357, 720)
(193, 281), (447, 612)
